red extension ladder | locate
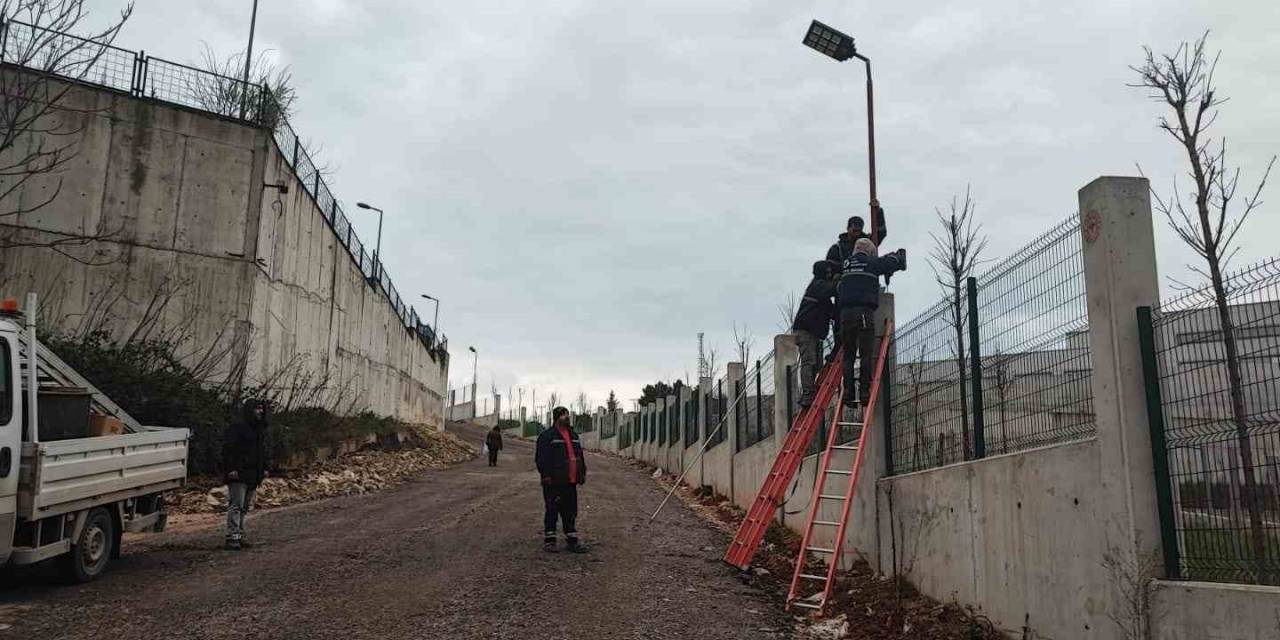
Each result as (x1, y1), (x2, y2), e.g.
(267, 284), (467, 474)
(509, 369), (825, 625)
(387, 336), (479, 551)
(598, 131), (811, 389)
(723, 346), (846, 571)
(786, 319), (894, 615)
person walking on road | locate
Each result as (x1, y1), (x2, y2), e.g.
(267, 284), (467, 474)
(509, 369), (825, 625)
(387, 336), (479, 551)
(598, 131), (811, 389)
(792, 260), (838, 409)
(535, 406), (588, 553)
(223, 399), (271, 551)
(485, 426), (504, 466)
(834, 238), (905, 408)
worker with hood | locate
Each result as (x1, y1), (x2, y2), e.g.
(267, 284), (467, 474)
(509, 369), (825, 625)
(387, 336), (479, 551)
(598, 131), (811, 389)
(222, 398), (271, 550)
(535, 406), (588, 553)
(792, 259), (839, 409)
(836, 237), (905, 408)
(485, 425), (504, 466)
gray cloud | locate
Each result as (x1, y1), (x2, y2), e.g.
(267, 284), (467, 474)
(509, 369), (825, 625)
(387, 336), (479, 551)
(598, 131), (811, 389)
(89, 0), (1280, 411)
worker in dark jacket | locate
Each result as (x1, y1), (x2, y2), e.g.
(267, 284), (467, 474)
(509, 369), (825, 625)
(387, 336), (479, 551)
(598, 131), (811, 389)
(222, 399), (270, 550)
(826, 208), (888, 272)
(826, 215), (866, 272)
(792, 260), (838, 409)
(485, 426), (503, 466)
(535, 406), (588, 553)
(837, 238), (905, 408)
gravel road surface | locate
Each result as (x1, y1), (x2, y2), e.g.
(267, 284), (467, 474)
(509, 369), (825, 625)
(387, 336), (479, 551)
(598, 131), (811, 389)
(0, 423), (791, 639)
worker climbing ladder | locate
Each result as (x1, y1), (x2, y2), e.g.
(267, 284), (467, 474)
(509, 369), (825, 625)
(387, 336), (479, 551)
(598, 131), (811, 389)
(786, 318), (893, 614)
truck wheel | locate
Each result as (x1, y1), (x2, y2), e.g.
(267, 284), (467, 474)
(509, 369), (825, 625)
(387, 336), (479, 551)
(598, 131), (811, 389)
(60, 507), (115, 583)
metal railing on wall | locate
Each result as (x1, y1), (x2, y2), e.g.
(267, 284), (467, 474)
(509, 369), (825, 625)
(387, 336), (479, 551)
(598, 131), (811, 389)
(888, 215), (1094, 474)
(1140, 257), (1280, 586)
(0, 19), (445, 357)
(707, 375), (727, 448)
(736, 352), (776, 452)
(684, 387), (700, 448)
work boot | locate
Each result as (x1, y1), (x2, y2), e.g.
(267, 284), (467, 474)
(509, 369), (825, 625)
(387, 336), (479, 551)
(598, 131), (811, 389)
(224, 538), (241, 551)
(238, 539), (254, 549)
(798, 396), (813, 410)
(566, 539), (589, 554)
(543, 540), (559, 553)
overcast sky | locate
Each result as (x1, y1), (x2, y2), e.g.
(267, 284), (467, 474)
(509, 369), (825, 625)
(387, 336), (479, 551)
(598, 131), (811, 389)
(84, 0), (1279, 415)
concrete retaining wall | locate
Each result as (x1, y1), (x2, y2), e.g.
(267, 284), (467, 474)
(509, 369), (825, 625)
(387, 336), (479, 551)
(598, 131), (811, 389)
(0, 80), (447, 428)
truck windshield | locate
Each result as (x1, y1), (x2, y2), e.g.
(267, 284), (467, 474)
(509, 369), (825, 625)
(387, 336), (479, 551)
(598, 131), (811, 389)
(0, 339), (10, 423)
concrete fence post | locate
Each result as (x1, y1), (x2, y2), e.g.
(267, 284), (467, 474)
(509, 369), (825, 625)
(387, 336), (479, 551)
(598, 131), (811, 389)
(670, 391), (680, 473)
(698, 376), (712, 490)
(849, 292), (893, 569)
(774, 333), (798, 447)
(1077, 178), (1167, 610)
(677, 386), (691, 475)
(727, 361), (745, 504)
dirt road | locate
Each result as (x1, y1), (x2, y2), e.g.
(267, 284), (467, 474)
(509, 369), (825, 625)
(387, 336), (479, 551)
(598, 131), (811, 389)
(0, 423), (791, 639)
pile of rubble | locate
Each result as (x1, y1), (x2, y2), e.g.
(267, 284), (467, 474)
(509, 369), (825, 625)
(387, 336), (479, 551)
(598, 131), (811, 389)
(172, 429), (476, 514)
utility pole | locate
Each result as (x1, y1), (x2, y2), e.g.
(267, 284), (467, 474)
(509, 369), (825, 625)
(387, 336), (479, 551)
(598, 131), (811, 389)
(239, 0), (260, 120)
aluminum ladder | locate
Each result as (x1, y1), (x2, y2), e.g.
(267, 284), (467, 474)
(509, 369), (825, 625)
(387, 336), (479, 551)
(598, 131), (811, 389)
(786, 318), (894, 615)
(724, 346), (846, 571)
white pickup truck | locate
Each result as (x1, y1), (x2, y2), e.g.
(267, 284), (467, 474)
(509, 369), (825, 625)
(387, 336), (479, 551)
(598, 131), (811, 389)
(0, 294), (189, 582)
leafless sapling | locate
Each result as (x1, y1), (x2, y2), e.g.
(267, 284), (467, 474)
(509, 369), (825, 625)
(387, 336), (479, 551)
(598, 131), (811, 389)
(928, 186), (986, 460)
(1132, 32), (1276, 583)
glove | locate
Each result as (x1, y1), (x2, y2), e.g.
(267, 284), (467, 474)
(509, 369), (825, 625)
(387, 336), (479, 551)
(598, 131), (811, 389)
(897, 248), (907, 270)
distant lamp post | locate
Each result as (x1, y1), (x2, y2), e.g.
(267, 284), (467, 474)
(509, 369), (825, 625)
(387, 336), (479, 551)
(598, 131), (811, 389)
(802, 19), (883, 243)
(420, 294), (441, 340)
(356, 202), (385, 282)
(468, 346), (478, 419)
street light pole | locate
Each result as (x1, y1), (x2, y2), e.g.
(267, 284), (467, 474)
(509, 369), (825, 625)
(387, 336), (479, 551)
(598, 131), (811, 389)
(357, 202), (385, 282)
(239, 0), (260, 120)
(468, 346), (478, 419)
(802, 19), (883, 244)
(854, 52), (877, 240)
(420, 294), (440, 335)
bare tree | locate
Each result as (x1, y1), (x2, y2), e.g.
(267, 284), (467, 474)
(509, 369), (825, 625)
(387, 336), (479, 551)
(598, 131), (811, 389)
(929, 186), (986, 460)
(703, 344), (719, 379)
(1132, 32), (1276, 582)
(575, 391), (590, 416)
(776, 291), (798, 333)
(0, 1), (133, 253)
(732, 321), (754, 365)
(192, 44), (295, 128)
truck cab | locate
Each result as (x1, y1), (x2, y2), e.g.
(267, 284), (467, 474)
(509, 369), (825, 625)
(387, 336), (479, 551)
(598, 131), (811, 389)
(0, 307), (21, 567)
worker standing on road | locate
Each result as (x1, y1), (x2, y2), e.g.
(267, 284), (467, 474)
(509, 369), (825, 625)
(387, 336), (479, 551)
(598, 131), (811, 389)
(485, 426), (504, 466)
(535, 407), (588, 553)
(792, 260), (838, 409)
(835, 238), (905, 409)
(222, 399), (271, 551)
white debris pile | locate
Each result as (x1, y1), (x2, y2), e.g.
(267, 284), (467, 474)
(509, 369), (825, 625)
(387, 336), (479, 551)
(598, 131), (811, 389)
(797, 614), (849, 640)
(172, 429), (477, 514)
